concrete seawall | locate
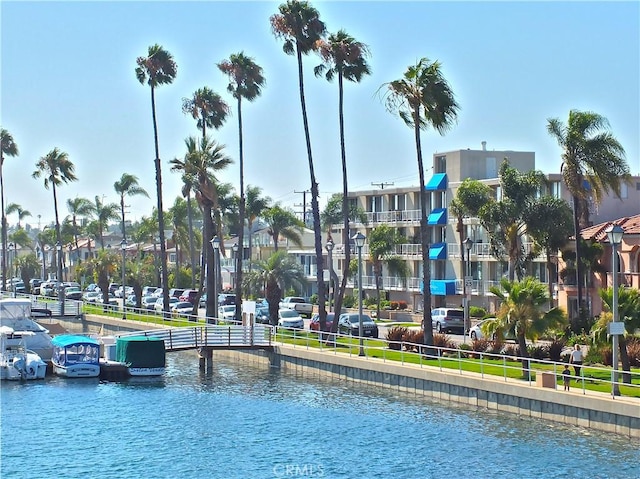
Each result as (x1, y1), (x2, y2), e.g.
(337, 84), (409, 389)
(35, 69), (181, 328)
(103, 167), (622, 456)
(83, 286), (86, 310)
(67, 315), (639, 438)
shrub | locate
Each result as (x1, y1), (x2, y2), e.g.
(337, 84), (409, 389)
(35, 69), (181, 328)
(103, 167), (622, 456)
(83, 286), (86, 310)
(385, 326), (408, 350)
(486, 340), (504, 356)
(458, 343), (472, 358)
(380, 299), (391, 310)
(404, 329), (424, 347)
(469, 306), (487, 318)
(471, 338), (491, 353)
(528, 345), (548, 360)
(342, 295), (355, 308)
(309, 294), (318, 305)
(398, 301), (408, 310)
(626, 337), (640, 367)
(548, 339), (566, 362)
(503, 344), (520, 358)
(390, 301), (399, 310)
(433, 333), (455, 350)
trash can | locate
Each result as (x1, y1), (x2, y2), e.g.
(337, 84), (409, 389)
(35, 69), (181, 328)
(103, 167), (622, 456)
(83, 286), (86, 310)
(536, 371), (556, 389)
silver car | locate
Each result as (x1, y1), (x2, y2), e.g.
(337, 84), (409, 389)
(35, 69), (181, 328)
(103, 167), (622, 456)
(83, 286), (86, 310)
(431, 308), (464, 334)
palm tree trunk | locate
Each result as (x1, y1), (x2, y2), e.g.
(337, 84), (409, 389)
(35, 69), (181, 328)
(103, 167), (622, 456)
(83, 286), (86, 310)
(52, 184), (64, 308)
(1, 152), (7, 291)
(571, 194), (584, 333)
(150, 85), (170, 314)
(546, 250), (554, 308)
(295, 44), (325, 319)
(186, 193), (196, 289)
(332, 71), (351, 333)
(120, 194), (126, 239)
(374, 261), (382, 320)
(204, 204), (216, 321)
(518, 334), (530, 380)
(619, 336), (631, 384)
(414, 108), (433, 348)
(235, 95), (245, 322)
(247, 219), (254, 272)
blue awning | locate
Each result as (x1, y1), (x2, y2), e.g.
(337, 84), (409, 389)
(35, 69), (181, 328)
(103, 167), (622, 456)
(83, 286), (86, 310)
(427, 208), (447, 225)
(430, 280), (457, 296)
(429, 242), (447, 260)
(425, 173), (447, 191)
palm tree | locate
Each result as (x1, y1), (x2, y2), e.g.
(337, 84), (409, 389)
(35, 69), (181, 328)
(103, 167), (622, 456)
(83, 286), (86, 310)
(91, 249), (120, 308)
(218, 52), (266, 322)
(168, 196), (190, 283)
(92, 195), (119, 250)
(368, 225), (408, 319)
(244, 251), (307, 325)
(245, 186), (271, 272)
(547, 110), (630, 325)
(182, 87), (229, 140)
(593, 287), (640, 384)
(5, 203), (31, 229)
(271, 1), (327, 322)
(136, 43), (178, 314)
(382, 58), (460, 347)
(32, 148), (78, 289)
(487, 277), (566, 380)
(314, 30), (370, 331)
(170, 136), (232, 319)
(66, 197), (95, 261)
(179, 172), (198, 288)
(1, 128), (19, 291)
(114, 173), (149, 241)
(8, 228), (32, 250)
(263, 205), (305, 252)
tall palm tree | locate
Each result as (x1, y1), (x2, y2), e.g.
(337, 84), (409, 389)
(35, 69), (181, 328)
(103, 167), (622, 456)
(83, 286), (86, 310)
(271, 1), (327, 321)
(315, 30), (370, 332)
(179, 172), (198, 288)
(92, 195), (119, 250)
(66, 197), (95, 261)
(114, 173), (149, 242)
(547, 110), (629, 327)
(182, 87), (229, 140)
(168, 196), (190, 282)
(263, 205), (305, 252)
(1, 128), (19, 291)
(136, 43), (178, 314)
(170, 136), (232, 319)
(245, 185), (271, 271)
(244, 251), (307, 325)
(32, 148), (78, 294)
(5, 203), (31, 229)
(218, 51), (266, 322)
(487, 277), (566, 380)
(382, 58), (460, 347)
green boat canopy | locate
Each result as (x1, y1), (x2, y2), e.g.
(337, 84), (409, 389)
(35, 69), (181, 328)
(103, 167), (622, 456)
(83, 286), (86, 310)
(116, 336), (166, 368)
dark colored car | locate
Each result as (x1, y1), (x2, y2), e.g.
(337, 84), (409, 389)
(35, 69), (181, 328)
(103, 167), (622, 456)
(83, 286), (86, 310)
(169, 288), (185, 299)
(179, 289), (199, 304)
(337, 313), (378, 338)
(218, 294), (236, 306)
(309, 313), (335, 332)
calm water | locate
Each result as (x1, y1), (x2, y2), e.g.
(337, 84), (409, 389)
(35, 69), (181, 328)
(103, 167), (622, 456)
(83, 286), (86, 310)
(1, 352), (639, 479)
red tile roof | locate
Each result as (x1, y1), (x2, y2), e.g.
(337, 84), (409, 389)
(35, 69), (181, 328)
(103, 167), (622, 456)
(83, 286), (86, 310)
(581, 214), (640, 242)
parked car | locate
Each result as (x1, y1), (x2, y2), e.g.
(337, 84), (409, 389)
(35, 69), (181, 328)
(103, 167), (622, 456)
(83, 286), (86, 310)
(154, 297), (179, 312)
(82, 291), (101, 302)
(277, 309), (304, 329)
(142, 286), (158, 297)
(337, 313), (379, 338)
(309, 313), (335, 332)
(198, 293), (207, 308)
(218, 305), (237, 323)
(169, 288), (185, 299)
(141, 295), (158, 310)
(108, 283), (121, 295)
(29, 278), (43, 294)
(425, 308), (465, 334)
(179, 289), (199, 304)
(124, 294), (137, 308)
(255, 306), (271, 324)
(218, 293), (236, 306)
(172, 301), (196, 318)
(64, 287), (83, 300)
(97, 293), (118, 308)
(468, 318), (516, 341)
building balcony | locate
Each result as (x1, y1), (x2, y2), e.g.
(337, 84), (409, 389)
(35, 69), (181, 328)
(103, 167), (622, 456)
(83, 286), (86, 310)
(355, 209), (422, 226)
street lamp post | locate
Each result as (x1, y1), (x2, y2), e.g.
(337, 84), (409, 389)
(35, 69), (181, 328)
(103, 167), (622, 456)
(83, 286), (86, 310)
(121, 238), (127, 320)
(56, 241), (64, 316)
(606, 224), (624, 397)
(325, 239), (334, 313)
(232, 243), (239, 290)
(352, 232), (366, 357)
(463, 237), (473, 343)
(8, 242), (15, 297)
(210, 236), (220, 323)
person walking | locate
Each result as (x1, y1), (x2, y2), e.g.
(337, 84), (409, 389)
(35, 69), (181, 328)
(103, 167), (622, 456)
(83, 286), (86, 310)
(570, 344), (583, 377)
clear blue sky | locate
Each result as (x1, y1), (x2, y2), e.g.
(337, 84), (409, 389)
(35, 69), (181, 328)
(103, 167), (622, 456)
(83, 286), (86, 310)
(2, 1), (639, 229)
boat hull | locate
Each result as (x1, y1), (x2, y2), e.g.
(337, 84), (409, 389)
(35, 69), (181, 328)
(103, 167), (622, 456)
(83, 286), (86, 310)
(128, 367), (166, 377)
(52, 362), (100, 378)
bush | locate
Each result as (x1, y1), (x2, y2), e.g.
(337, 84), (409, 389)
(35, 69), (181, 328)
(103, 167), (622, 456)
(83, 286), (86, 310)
(309, 294), (318, 305)
(548, 339), (566, 362)
(433, 333), (455, 350)
(471, 338), (491, 353)
(528, 345), (548, 360)
(486, 340), (504, 356)
(342, 295), (355, 308)
(404, 329), (424, 348)
(503, 344), (520, 358)
(398, 301), (408, 310)
(458, 342), (472, 358)
(626, 337), (640, 367)
(385, 326), (408, 350)
(469, 306), (487, 318)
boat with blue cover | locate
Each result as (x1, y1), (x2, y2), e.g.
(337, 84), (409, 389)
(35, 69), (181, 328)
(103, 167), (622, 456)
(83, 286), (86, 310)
(51, 335), (101, 378)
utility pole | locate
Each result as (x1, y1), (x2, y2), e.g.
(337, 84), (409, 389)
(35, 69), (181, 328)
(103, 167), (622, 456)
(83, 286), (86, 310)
(371, 182), (394, 190)
(294, 189), (311, 224)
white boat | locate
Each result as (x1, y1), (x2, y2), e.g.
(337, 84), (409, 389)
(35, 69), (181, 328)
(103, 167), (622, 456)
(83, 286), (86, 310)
(51, 335), (101, 378)
(0, 326), (47, 381)
(0, 298), (54, 361)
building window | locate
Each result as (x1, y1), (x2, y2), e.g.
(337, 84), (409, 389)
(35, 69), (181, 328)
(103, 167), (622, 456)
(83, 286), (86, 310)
(368, 195), (383, 212)
(620, 182), (628, 199)
(169, 253), (177, 263)
(389, 194), (405, 211)
(435, 155), (446, 174)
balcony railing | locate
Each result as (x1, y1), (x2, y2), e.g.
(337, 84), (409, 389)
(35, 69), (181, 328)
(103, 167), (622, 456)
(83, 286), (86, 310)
(356, 209), (422, 225)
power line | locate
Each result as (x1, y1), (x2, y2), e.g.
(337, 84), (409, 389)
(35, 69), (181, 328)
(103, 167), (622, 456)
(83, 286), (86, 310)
(371, 182), (394, 190)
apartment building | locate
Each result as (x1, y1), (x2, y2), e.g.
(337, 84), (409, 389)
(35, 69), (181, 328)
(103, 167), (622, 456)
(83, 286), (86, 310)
(330, 144), (639, 316)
